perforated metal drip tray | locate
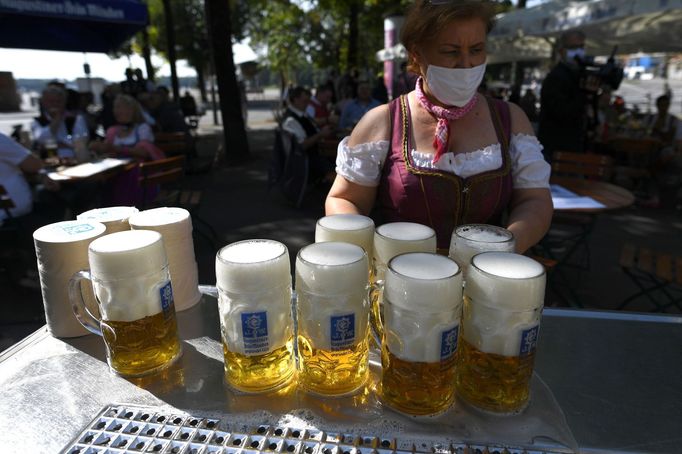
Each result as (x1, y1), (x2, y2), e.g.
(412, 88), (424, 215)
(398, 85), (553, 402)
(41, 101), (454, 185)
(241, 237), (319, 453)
(62, 404), (570, 454)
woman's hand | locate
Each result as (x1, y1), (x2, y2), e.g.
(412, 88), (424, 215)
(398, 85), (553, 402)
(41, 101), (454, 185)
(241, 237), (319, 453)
(506, 188), (553, 254)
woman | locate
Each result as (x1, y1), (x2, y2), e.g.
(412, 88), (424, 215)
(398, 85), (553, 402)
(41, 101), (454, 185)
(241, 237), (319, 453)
(90, 94), (165, 206)
(325, 0), (552, 253)
(90, 94), (164, 162)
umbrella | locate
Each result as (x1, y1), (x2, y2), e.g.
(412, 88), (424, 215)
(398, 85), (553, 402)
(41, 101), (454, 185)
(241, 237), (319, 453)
(0, 0), (149, 53)
(488, 0), (682, 63)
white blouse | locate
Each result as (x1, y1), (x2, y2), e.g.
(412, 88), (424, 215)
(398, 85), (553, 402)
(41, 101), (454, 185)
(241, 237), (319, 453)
(335, 133), (550, 189)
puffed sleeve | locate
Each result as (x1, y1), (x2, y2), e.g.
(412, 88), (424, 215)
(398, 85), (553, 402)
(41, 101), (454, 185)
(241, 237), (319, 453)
(510, 133), (551, 189)
(335, 136), (390, 187)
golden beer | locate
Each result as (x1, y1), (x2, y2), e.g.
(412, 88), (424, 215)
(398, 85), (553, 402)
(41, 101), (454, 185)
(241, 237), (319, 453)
(223, 337), (295, 393)
(70, 230), (184, 377)
(216, 240), (296, 393)
(379, 253), (462, 415)
(297, 335), (369, 396)
(103, 309), (182, 377)
(296, 242), (370, 396)
(457, 252), (545, 414)
(381, 345), (457, 415)
(456, 338), (535, 413)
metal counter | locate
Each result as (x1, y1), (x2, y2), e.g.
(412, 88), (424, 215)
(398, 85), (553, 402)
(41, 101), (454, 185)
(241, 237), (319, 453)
(1, 288), (680, 454)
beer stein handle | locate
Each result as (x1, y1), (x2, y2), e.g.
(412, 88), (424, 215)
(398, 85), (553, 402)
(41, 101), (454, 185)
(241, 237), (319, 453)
(369, 280), (384, 347)
(69, 270), (103, 336)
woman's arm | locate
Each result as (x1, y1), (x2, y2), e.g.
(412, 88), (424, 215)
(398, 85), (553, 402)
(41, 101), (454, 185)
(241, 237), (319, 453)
(507, 187), (553, 253)
(505, 102), (553, 253)
(325, 104), (390, 215)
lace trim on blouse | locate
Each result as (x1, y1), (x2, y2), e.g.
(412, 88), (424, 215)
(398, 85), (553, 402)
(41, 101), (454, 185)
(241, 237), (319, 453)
(335, 134), (550, 189)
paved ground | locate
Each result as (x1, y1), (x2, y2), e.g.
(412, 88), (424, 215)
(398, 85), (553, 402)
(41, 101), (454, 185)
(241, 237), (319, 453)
(2, 93), (681, 353)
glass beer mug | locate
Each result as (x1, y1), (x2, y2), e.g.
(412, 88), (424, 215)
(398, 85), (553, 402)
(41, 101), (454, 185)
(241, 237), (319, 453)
(371, 222), (436, 342)
(315, 214), (375, 261)
(69, 230), (183, 377)
(295, 242), (370, 396)
(380, 252), (463, 415)
(448, 224), (515, 279)
(456, 252), (546, 414)
(215, 239), (296, 393)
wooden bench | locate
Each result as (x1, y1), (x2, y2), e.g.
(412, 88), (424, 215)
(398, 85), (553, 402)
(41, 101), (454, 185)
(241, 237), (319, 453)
(618, 243), (682, 312)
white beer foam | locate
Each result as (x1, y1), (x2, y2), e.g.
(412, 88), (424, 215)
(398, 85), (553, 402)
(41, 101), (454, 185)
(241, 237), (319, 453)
(95, 269), (168, 322)
(316, 214), (374, 256)
(216, 240), (290, 294)
(385, 253), (462, 312)
(296, 242), (368, 295)
(373, 223), (436, 280)
(461, 298), (540, 357)
(218, 285), (293, 355)
(383, 253), (462, 362)
(463, 252), (545, 356)
(456, 224), (513, 243)
(384, 305), (459, 363)
(296, 242), (369, 349)
(449, 225), (515, 275)
(88, 230), (170, 322)
(89, 230), (167, 280)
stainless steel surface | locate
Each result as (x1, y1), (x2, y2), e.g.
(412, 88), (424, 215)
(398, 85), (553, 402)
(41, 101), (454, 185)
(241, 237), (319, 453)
(535, 308), (682, 454)
(1, 290), (680, 454)
(63, 403), (571, 454)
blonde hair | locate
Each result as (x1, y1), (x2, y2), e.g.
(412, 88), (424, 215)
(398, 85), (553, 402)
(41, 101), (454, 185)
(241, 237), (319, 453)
(114, 94), (146, 125)
(401, 0), (497, 74)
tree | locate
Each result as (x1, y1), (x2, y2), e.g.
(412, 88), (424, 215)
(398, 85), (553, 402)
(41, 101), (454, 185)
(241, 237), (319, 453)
(205, 0), (250, 163)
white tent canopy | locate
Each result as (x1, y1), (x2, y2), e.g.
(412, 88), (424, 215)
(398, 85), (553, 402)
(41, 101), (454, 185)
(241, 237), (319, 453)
(488, 0), (682, 63)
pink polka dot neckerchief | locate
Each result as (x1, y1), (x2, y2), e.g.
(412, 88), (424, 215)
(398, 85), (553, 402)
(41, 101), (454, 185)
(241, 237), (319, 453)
(414, 76), (478, 163)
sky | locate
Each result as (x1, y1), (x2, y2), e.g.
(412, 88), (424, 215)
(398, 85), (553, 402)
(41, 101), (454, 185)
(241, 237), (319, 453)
(0, 41), (260, 82)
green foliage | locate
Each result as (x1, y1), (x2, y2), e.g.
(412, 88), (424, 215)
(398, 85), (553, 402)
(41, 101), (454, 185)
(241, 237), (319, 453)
(114, 0), (518, 84)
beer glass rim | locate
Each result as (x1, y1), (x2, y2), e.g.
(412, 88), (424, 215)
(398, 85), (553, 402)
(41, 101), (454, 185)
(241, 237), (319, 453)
(375, 222), (436, 242)
(316, 214), (374, 232)
(296, 241), (367, 267)
(470, 252), (545, 281)
(453, 224), (514, 244)
(387, 252), (461, 282)
(216, 239), (288, 265)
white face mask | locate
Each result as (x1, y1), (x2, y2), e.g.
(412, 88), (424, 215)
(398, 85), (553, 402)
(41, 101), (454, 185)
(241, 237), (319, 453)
(425, 62), (486, 107)
(565, 48), (586, 64)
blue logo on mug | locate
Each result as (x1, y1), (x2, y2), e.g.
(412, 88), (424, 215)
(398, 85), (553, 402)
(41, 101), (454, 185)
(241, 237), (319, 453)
(330, 314), (355, 351)
(520, 325), (540, 356)
(241, 311), (269, 354)
(440, 325), (459, 360)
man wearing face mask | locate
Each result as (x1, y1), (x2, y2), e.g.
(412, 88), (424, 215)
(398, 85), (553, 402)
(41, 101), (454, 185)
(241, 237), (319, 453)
(324, 0), (552, 254)
(538, 30), (600, 162)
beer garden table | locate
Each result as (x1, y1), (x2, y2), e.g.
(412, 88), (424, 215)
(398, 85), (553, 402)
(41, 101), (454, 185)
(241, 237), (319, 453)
(544, 177), (636, 307)
(0, 287), (680, 453)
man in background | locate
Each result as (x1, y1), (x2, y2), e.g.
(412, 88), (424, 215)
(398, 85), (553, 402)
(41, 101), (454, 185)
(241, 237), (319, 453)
(538, 30), (599, 162)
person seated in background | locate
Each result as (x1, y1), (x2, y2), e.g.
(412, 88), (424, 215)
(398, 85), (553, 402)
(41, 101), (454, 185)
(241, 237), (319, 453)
(647, 95), (679, 148)
(0, 132), (57, 224)
(339, 80), (381, 130)
(89, 95), (165, 206)
(180, 91), (198, 117)
(0, 133), (62, 291)
(90, 94), (164, 162)
(306, 84), (335, 128)
(641, 94), (682, 208)
(145, 86), (190, 134)
(31, 85), (89, 161)
(282, 86), (335, 182)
